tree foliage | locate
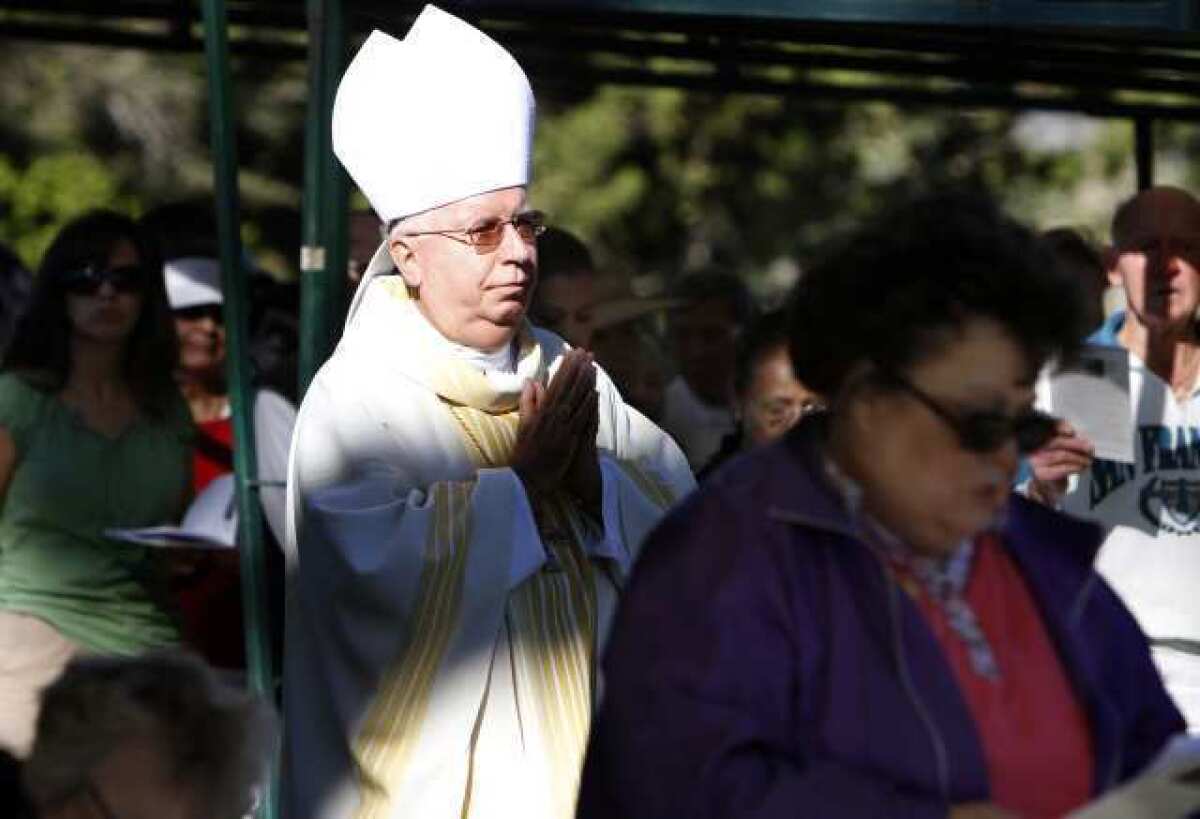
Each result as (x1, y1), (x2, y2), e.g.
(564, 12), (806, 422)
(0, 40), (1195, 296)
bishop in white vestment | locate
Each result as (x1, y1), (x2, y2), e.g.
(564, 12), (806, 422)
(281, 8), (694, 819)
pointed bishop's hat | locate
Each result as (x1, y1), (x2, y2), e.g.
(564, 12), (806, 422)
(332, 5), (536, 223)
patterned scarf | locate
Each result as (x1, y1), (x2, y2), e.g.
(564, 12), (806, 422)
(825, 455), (1001, 682)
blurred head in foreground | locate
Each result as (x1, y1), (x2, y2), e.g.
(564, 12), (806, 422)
(25, 651), (276, 819)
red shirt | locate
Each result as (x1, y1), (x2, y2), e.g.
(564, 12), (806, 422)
(178, 414), (245, 669)
(904, 534), (1094, 818)
(194, 416), (234, 492)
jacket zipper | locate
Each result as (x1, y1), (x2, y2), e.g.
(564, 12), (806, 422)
(882, 559), (952, 803)
(773, 506), (955, 800)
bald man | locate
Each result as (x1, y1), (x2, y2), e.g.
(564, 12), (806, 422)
(1028, 186), (1200, 731)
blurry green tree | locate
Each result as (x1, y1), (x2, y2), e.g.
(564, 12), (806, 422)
(0, 40), (1195, 299)
(0, 152), (130, 265)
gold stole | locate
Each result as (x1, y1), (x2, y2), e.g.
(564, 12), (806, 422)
(351, 284), (596, 818)
(353, 482), (475, 819)
(451, 403), (598, 819)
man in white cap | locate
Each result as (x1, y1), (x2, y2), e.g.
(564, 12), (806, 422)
(282, 7), (694, 819)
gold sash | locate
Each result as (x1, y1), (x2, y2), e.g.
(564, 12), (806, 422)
(451, 403), (598, 819)
(352, 279), (596, 819)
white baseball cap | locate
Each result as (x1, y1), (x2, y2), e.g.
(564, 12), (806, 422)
(163, 256), (223, 310)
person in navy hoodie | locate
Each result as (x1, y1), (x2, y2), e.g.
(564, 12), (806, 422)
(577, 193), (1186, 819)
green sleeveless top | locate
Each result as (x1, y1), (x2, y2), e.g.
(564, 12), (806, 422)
(0, 372), (192, 653)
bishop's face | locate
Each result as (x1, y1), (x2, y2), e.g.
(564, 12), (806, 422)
(391, 186), (538, 352)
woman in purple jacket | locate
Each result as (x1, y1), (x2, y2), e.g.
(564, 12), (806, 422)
(577, 194), (1185, 819)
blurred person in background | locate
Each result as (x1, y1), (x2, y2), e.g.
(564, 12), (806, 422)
(0, 244), (32, 356)
(24, 651), (275, 819)
(0, 211), (192, 756)
(589, 296), (678, 423)
(348, 208), (387, 288)
(660, 270), (756, 470)
(1043, 227), (1108, 333)
(248, 272), (300, 404)
(698, 310), (821, 480)
(531, 225), (679, 422)
(1028, 186), (1200, 731)
(142, 202), (295, 672)
(529, 225), (598, 348)
(579, 193), (1185, 819)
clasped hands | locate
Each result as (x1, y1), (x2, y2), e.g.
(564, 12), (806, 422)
(511, 349), (601, 516)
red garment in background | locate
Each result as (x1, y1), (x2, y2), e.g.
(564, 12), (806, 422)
(193, 416), (234, 493)
(904, 533), (1094, 819)
(176, 415), (246, 669)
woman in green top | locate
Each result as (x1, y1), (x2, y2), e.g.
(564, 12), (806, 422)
(0, 211), (192, 756)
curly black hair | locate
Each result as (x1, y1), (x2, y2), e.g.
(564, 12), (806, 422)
(734, 309), (790, 398)
(787, 192), (1086, 399)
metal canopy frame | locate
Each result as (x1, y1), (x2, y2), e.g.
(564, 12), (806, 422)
(4, 4), (1199, 818)
(4, 1), (1200, 119)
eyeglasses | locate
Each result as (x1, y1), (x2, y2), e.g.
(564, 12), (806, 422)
(398, 210), (546, 253)
(173, 303), (224, 324)
(881, 372), (1060, 455)
(62, 264), (147, 297)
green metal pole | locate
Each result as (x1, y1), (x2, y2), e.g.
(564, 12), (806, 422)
(1135, 117), (1155, 191)
(199, 3), (278, 818)
(300, 0), (348, 397)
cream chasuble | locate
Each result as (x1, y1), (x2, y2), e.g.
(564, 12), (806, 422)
(283, 264), (694, 819)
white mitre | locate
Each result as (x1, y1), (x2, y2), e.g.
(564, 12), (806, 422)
(332, 4), (535, 224)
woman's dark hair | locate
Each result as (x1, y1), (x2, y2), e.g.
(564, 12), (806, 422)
(3, 210), (182, 420)
(537, 226), (595, 282)
(733, 310), (790, 397)
(788, 192), (1086, 399)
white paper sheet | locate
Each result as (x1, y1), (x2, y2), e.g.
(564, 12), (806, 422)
(1066, 735), (1200, 819)
(105, 473), (238, 550)
(1046, 344), (1135, 464)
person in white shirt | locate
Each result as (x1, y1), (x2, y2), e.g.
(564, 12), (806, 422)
(1028, 185), (1200, 731)
(281, 8), (693, 819)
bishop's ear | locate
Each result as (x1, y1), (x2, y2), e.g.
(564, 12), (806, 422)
(389, 235), (423, 288)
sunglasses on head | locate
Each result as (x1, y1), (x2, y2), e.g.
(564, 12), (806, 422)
(61, 264), (147, 296)
(173, 303), (224, 323)
(881, 371), (1060, 455)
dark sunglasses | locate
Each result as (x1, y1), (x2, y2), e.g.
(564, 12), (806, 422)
(882, 372), (1060, 455)
(61, 264), (147, 296)
(173, 303), (225, 323)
